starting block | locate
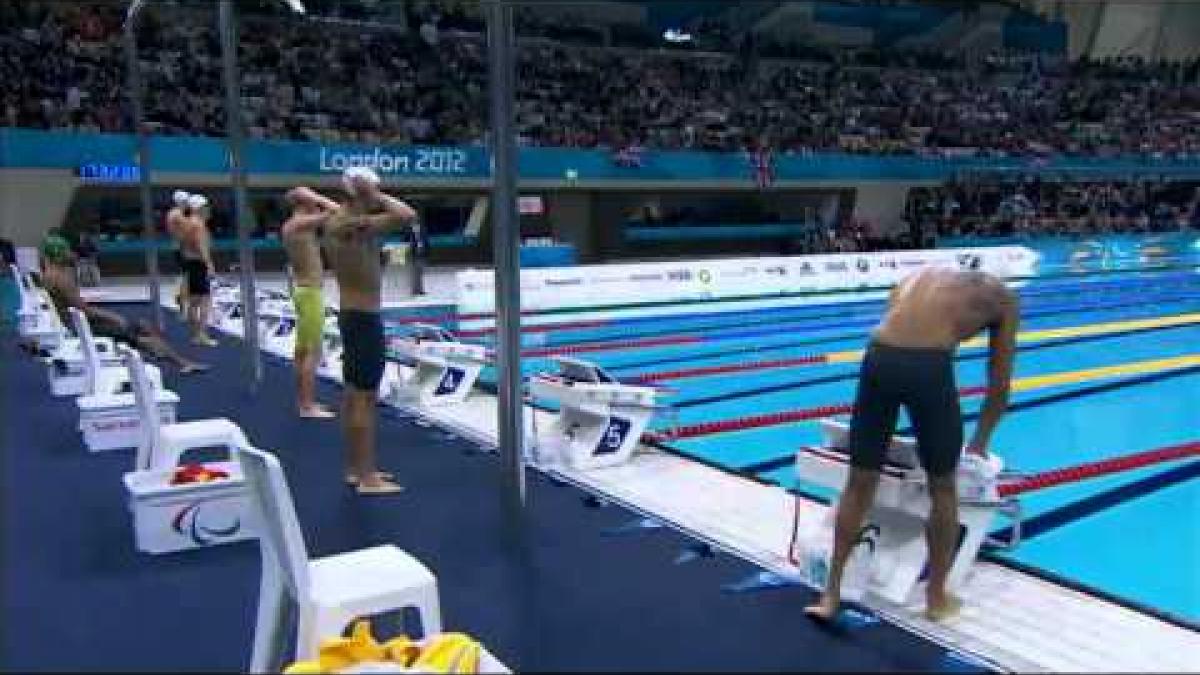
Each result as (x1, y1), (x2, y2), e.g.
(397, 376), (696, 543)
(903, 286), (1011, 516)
(388, 323), (488, 407)
(12, 264), (67, 350)
(210, 283), (244, 335)
(790, 419), (1007, 605)
(259, 304), (297, 358)
(527, 357), (659, 470)
(120, 347), (255, 554)
(43, 334), (122, 397)
(69, 308), (178, 452)
(316, 314), (343, 381)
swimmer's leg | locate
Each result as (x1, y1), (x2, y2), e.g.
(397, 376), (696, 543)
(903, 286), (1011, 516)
(132, 320), (208, 373)
(806, 344), (896, 622)
(925, 474), (962, 621)
(805, 467), (881, 623)
(906, 356), (964, 621)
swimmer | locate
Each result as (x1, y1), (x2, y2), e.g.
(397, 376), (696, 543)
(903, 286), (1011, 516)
(39, 235), (208, 374)
(325, 167), (418, 494)
(804, 265), (1018, 624)
(180, 193), (218, 346)
(281, 186), (340, 419)
(166, 190), (191, 311)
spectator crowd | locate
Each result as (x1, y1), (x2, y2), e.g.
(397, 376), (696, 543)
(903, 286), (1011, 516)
(4, 0), (1200, 160)
(908, 177), (1200, 239)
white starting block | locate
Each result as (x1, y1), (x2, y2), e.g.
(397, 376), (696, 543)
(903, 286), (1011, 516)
(790, 419), (1008, 605)
(527, 357), (659, 470)
(12, 264), (66, 350)
(388, 323), (488, 407)
(69, 308), (178, 452)
(316, 314), (343, 382)
(210, 282), (244, 335)
(43, 330), (122, 397)
(259, 303), (297, 358)
(118, 347), (256, 554)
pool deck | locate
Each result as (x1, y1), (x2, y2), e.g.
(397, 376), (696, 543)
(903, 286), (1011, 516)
(123, 270), (1200, 672)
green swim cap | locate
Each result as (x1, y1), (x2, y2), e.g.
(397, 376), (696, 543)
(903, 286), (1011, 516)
(41, 234), (71, 264)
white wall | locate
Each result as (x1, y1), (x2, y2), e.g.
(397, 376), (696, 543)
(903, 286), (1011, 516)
(852, 184), (910, 237)
(0, 169), (80, 246)
(545, 193), (594, 260)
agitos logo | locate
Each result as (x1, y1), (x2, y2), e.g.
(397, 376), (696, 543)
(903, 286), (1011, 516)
(172, 502), (242, 546)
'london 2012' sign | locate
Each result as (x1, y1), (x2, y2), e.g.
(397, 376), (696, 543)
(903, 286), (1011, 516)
(318, 146), (472, 175)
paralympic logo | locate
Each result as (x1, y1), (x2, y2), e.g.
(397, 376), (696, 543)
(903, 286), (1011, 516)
(171, 502), (242, 546)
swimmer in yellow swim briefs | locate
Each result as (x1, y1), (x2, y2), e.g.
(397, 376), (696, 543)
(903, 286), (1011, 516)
(282, 186), (341, 419)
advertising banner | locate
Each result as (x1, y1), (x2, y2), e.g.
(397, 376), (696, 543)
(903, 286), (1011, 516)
(455, 246), (1039, 313)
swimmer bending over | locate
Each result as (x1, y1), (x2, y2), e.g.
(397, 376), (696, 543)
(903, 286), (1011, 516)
(804, 266), (1019, 623)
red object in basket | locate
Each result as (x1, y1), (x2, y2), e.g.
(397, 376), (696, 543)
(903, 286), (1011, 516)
(170, 463), (230, 485)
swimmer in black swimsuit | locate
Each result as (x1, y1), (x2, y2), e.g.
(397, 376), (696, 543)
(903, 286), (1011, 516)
(804, 266), (1018, 623)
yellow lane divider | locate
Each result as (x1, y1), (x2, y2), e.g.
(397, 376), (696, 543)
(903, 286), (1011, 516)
(1008, 353), (1200, 393)
(823, 312), (1200, 364)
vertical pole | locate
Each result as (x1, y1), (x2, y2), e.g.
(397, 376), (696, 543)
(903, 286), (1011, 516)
(219, 0), (262, 389)
(485, 0), (526, 532)
(123, 6), (164, 330)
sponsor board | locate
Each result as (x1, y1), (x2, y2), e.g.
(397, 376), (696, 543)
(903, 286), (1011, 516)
(454, 246), (1038, 312)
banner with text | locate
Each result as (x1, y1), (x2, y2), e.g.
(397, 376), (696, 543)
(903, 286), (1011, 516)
(454, 246), (1039, 313)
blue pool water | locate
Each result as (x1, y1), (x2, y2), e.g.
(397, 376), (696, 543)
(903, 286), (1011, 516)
(386, 267), (1200, 624)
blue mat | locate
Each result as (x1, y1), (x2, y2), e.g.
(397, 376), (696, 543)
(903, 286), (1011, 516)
(1, 307), (984, 672)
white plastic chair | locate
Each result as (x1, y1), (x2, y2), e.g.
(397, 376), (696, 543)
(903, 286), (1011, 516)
(68, 307), (162, 396)
(13, 264), (65, 346)
(122, 346), (247, 472)
(237, 446), (442, 673)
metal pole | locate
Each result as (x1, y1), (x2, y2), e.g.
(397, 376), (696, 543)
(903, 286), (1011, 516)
(485, 0), (526, 529)
(218, 0), (262, 388)
(123, 2), (164, 330)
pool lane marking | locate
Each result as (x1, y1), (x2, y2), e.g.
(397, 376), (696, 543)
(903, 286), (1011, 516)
(740, 362), (1200, 476)
(633, 311), (1200, 382)
(671, 321), (1200, 408)
(649, 353), (1200, 442)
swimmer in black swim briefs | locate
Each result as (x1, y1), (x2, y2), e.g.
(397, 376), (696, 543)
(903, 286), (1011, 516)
(847, 341), (963, 477)
(805, 267), (1019, 625)
(338, 309), (385, 391)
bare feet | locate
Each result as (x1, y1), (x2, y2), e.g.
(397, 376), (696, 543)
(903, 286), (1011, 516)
(298, 404), (336, 419)
(179, 362), (210, 375)
(803, 594), (841, 625)
(355, 476), (404, 495)
(924, 594), (963, 622)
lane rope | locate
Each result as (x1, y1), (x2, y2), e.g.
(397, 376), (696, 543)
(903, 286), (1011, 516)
(997, 441), (1200, 497)
(630, 312), (1200, 384)
(647, 354), (1200, 442)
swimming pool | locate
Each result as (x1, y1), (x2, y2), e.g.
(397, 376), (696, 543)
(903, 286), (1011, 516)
(386, 266), (1200, 626)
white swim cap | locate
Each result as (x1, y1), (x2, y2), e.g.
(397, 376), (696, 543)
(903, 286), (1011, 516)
(342, 166), (381, 192)
(173, 190), (191, 206)
(188, 193), (209, 210)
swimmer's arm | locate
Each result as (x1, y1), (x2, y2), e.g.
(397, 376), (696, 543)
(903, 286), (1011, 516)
(968, 288), (1019, 455)
(290, 187), (342, 214)
(358, 193), (418, 234)
(197, 225), (216, 274)
(285, 210), (333, 233)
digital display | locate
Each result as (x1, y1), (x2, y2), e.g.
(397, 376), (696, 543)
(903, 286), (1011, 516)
(77, 163), (141, 183)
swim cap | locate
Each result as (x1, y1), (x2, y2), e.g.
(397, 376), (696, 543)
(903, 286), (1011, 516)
(188, 193), (209, 210)
(342, 166), (380, 192)
(173, 190), (191, 207)
(41, 234), (71, 264)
